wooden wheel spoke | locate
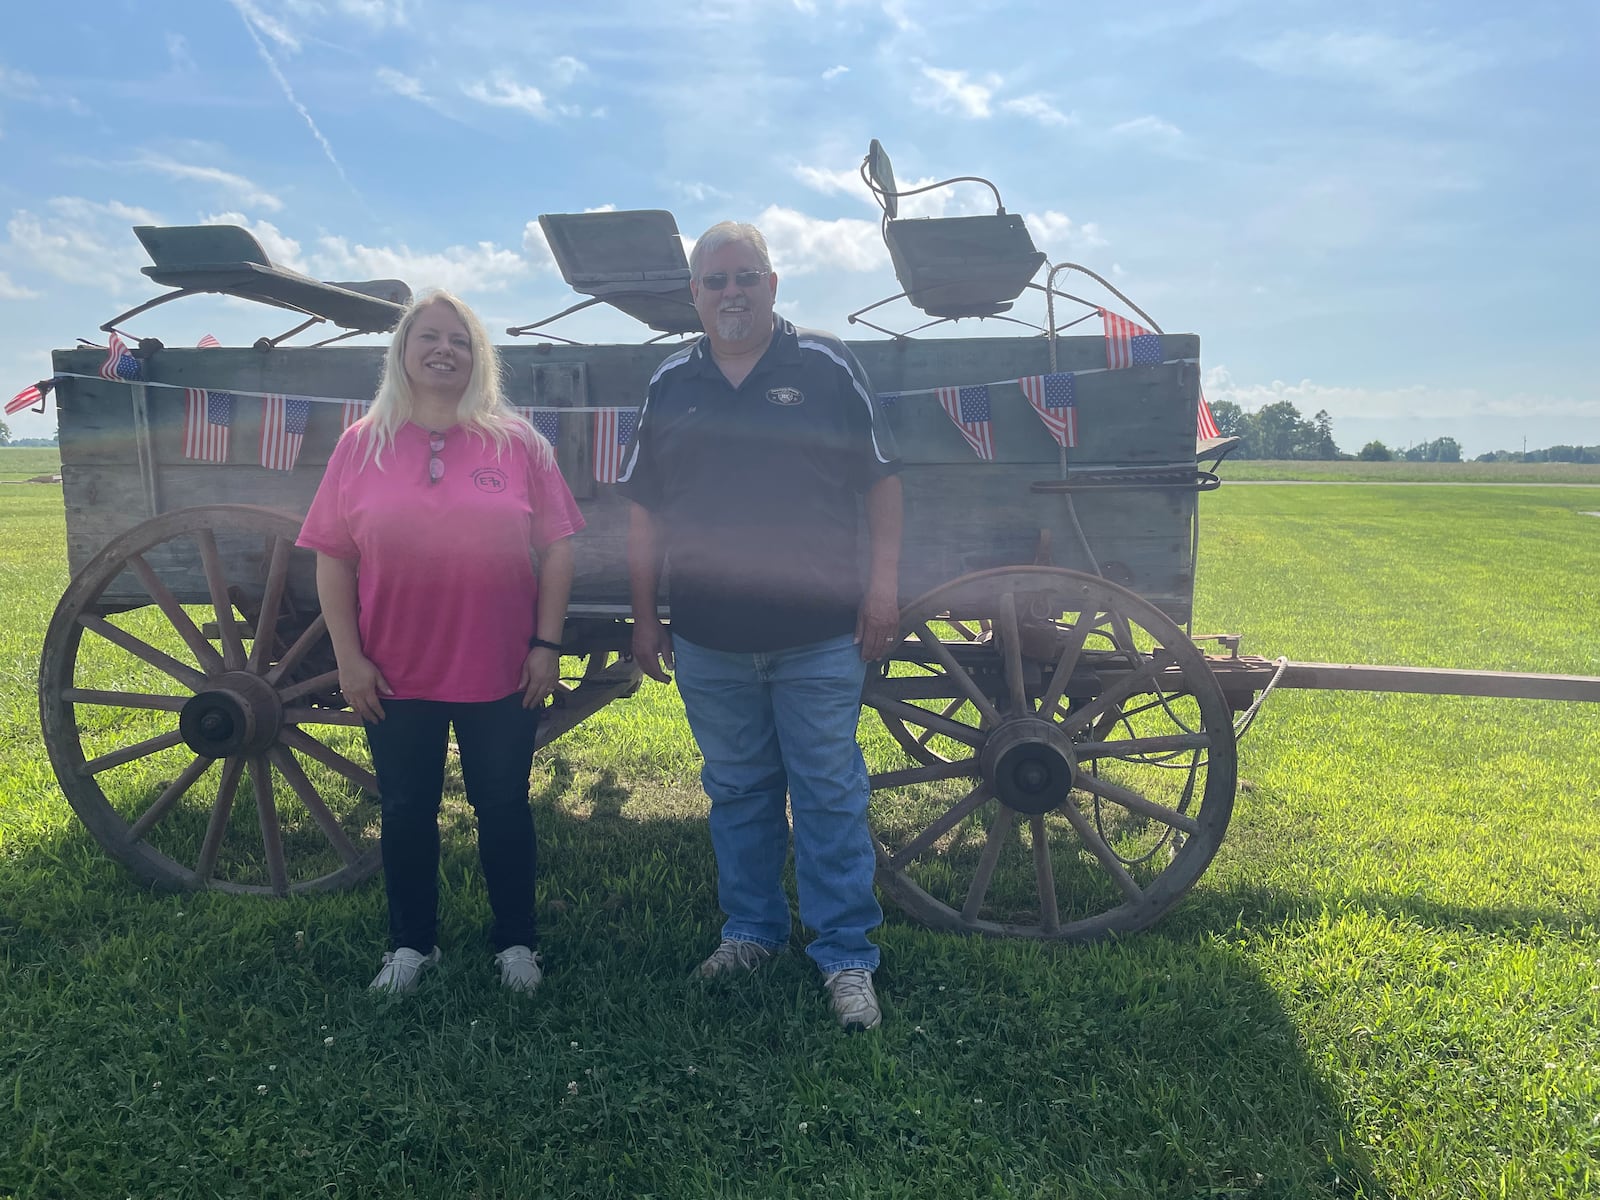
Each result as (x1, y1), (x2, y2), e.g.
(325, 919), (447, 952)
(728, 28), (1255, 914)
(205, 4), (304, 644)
(127, 754), (213, 842)
(862, 692), (986, 749)
(996, 591), (1029, 715)
(269, 746), (363, 866)
(960, 806), (1015, 922)
(1039, 609), (1101, 717)
(246, 536), (293, 675)
(194, 755), (246, 881)
(248, 757), (289, 896)
(82, 728), (186, 775)
(195, 529), (247, 670)
(1074, 772), (1201, 836)
(1077, 732), (1211, 761)
(265, 614), (328, 686)
(887, 782), (992, 869)
(277, 669), (340, 704)
(913, 623), (1002, 726)
(279, 726), (378, 794)
(284, 707), (365, 728)
(127, 553), (225, 675)
(870, 757), (980, 790)
(79, 615), (207, 691)
(1059, 648), (1177, 735)
(1056, 798), (1144, 903)
(1030, 814), (1060, 934)
(63, 688), (188, 713)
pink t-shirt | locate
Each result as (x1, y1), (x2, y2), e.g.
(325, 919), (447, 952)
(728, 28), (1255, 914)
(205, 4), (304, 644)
(297, 420), (585, 702)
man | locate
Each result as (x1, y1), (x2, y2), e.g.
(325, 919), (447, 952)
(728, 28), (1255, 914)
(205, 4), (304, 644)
(617, 220), (903, 1031)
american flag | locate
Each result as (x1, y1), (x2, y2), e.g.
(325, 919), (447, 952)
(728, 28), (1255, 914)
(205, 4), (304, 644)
(184, 389), (233, 462)
(6, 383), (43, 416)
(876, 391), (900, 407)
(260, 394), (312, 471)
(197, 333), (221, 349)
(1017, 373), (1078, 448)
(528, 409), (561, 446)
(340, 399), (367, 432)
(99, 332), (141, 382)
(1101, 308), (1223, 440)
(593, 408), (638, 483)
(936, 384), (996, 461)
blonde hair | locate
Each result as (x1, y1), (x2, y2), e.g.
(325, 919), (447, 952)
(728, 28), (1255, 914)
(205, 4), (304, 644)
(350, 289), (552, 469)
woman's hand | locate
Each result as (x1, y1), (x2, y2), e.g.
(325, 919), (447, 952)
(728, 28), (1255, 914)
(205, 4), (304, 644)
(339, 652), (393, 723)
(520, 646), (561, 709)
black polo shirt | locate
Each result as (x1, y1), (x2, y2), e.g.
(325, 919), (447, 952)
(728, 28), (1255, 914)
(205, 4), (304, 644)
(617, 316), (901, 652)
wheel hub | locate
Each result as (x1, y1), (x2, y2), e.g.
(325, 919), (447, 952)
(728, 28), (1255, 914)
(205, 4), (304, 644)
(179, 671), (283, 758)
(980, 717), (1077, 816)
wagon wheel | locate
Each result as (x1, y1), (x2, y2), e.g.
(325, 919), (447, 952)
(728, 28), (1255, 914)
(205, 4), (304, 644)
(862, 566), (1236, 940)
(39, 505), (381, 895)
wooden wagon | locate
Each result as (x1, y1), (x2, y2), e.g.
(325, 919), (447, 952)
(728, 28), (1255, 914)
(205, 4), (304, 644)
(37, 145), (1600, 941)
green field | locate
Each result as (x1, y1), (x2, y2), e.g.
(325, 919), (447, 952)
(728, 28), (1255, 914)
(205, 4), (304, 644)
(2, 474), (1597, 1198)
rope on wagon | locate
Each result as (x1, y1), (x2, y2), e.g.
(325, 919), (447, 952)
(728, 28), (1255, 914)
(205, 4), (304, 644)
(1233, 654), (1290, 741)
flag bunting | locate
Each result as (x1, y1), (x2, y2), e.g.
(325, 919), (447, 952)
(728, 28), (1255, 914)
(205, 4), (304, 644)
(260, 394), (312, 471)
(99, 332), (142, 382)
(936, 384), (996, 461)
(1017, 373), (1079, 448)
(593, 408), (639, 483)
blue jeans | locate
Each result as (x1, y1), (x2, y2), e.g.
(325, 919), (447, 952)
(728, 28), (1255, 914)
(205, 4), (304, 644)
(364, 693), (539, 955)
(672, 633), (881, 975)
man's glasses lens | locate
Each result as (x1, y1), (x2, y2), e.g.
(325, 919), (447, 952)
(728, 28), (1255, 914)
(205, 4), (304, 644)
(428, 432), (445, 484)
(699, 269), (768, 291)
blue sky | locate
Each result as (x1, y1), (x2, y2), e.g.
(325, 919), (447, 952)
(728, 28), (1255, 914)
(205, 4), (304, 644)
(2, 0), (1594, 456)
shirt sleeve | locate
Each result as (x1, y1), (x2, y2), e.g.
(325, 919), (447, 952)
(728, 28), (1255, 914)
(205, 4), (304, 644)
(528, 446), (587, 548)
(296, 430), (359, 558)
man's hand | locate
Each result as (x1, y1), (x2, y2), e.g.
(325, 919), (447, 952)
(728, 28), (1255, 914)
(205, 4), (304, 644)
(855, 583), (900, 662)
(519, 646), (561, 709)
(338, 652), (393, 723)
(631, 618), (675, 683)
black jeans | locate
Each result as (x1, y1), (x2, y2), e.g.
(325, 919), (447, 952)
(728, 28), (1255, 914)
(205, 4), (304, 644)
(364, 692), (539, 954)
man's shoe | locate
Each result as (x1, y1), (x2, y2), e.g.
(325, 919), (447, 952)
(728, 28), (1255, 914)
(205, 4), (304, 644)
(494, 944), (543, 993)
(369, 946), (441, 993)
(696, 938), (779, 978)
(823, 968), (882, 1030)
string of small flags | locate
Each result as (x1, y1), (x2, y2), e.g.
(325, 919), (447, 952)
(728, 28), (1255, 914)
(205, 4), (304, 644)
(1098, 308), (1220, 439)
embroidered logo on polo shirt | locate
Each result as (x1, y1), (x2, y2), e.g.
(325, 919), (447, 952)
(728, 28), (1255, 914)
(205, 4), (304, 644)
(767, 387), (804, 406)
(473, 468), (508, 493)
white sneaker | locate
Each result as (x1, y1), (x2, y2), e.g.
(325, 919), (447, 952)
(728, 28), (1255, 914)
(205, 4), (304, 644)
(369, 946), (441, 993)
(494, 944), (543, 993)
(823, 968), (882, 1030)
(696, 938), (780, 978)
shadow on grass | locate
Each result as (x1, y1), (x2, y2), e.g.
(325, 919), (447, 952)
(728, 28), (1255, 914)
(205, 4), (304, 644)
(0, 761), (1416, 1197)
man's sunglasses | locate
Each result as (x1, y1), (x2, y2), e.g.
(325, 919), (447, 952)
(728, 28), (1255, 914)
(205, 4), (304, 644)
(698, 269), (770, 291)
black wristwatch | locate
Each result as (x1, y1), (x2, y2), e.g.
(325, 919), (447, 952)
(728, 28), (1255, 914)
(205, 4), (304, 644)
(528, 637), (563, 652)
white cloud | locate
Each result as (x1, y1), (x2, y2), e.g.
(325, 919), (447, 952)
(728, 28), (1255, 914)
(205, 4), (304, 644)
(1201, 366), (1600, 424)
(4, 198), (163, 293)
(550, 56), (587, 86)
(464, 75), (556, 119)
(1108, 115), (1183, 143)
(791, 163), (869, 201)
(311, 235), (531, 295)
(917, 66), (998, 119)
(230, 0), (301, 52)
(750, 205), (887, 275)
(1002, 94), (1075, 128)
(822, 65), (849, 81)
(1244, 31), (1484, 96)
(135, 155), (283, 213)
(377, 67), (428, 102)
(0, 270), (40, 300)
(166, 34), (197, 75)
(1024, 211), (1108, 256)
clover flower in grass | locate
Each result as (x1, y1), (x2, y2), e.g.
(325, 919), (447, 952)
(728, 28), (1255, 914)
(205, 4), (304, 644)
(798, 1122), (809, 1134)
(257, 1085), (268, 1095)
(567, 1081), (579, 1096)
(323, 1037), (334, 1047)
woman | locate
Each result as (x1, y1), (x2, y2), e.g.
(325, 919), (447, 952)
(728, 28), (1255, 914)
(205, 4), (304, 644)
(298, 290), (584, 994)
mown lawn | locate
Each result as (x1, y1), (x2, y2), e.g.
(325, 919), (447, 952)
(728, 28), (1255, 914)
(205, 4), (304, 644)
(1, 476), (1597, 1199)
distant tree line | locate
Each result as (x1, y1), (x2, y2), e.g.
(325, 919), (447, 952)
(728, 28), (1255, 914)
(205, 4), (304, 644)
(1206, 400), (1339, 460)
(0, 418), (59, 447)
(1473, 444), (1600, 463)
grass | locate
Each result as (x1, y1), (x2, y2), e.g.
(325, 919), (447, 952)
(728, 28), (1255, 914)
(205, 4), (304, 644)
(1213, 457), (1600, 484)
(2, 478), (1599, 1198)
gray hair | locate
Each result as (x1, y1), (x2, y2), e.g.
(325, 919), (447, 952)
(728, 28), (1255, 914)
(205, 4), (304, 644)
(689, 221), (772, 279)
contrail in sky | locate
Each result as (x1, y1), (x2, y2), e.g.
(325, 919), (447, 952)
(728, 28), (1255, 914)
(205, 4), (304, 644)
(230, 0), (362, 201)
